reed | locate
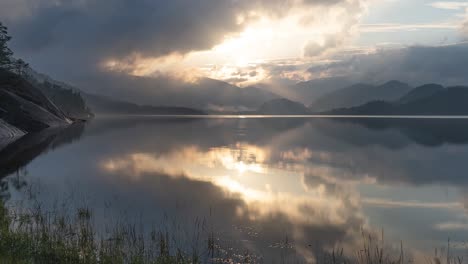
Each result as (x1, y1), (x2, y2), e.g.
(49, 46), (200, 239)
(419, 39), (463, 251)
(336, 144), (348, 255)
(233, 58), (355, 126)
(0, 198), (464, 264)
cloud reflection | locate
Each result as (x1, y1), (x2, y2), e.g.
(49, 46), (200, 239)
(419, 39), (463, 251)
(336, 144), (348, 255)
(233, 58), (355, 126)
(100, 142), (366, 262)
(7, 117), (468, 262)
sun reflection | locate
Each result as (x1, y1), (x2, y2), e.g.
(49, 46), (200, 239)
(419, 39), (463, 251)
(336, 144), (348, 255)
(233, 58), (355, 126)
(99, 142), (370, 263)
(102, 144), (268, 180)
(100, 143), (363, 224)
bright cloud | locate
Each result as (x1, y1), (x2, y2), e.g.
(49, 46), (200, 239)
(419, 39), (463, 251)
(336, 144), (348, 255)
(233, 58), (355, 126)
(429, 1), (468, 10)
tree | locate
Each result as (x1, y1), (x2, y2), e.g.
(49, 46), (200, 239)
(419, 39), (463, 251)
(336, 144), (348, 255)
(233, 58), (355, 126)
(0, 22), (13, 70)
(13, 59), (29, 76)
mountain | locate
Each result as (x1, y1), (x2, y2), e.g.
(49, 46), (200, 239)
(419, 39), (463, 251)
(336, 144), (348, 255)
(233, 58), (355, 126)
(257, 98), (311, 115)
(26, 70), (93, 120)
(252, 77), (352, 105)
(35, 81), (93, 120)
(0, 69), (71, 134)
(327, 101), (397, 115)
(328, 85), (468, 115)
(30, 70), (207, 116)
(82, 93), (206, 115)
(398, 84), (444, 104)
(77, 74), (280, 112)
(400, 86), (468, 115)
(292, 77), (352, 104)
(309, 80), (412, 112)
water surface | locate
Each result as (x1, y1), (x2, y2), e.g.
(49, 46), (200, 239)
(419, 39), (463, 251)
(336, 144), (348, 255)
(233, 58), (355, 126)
(2, 116), (468, 263)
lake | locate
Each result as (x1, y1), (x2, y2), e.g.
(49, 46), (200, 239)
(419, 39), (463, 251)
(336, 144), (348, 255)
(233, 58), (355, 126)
(1, 116), (468, 263)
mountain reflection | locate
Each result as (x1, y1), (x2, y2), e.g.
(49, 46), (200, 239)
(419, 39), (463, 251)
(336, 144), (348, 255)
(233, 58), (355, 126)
(0, 122), (85, 178)
(3, 117), (468, 262)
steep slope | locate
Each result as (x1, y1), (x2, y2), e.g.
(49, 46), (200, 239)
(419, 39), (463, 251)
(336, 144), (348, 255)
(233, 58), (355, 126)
(0, 69), (71, 133)
(310, 81), (412, 112)
(398, 84), (444, 104)
(0, 119), (24, 138)
(28, 69), (93, 120)
(257, 98), (311, 115)
(36, 81), (93, 120)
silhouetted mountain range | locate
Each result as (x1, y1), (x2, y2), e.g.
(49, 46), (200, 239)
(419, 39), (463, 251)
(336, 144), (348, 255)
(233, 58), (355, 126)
(328, 85), (468, 115)
(398, 84), (444, 104)
(254, 77), (352, 105)
(309, 80), (412, 112)
(80, 74), (280, 112)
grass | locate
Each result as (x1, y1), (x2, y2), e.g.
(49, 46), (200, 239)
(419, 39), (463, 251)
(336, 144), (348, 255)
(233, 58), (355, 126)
(0, 199), (213, 263)
(0, 196), (465, 264)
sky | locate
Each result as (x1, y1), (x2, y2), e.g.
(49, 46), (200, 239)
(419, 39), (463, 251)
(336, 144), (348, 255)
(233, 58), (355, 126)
(1, 0), (468, 106)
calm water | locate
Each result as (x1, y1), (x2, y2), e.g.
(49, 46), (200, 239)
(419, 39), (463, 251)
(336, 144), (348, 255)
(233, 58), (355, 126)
(2, 116), (468, 263)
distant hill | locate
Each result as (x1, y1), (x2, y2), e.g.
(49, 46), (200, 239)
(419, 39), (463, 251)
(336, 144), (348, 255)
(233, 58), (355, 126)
(292, 77), (352, 104)
(167, 78), (279, 111)
(398, 84), (444, 104)
(254, 77), (352, 105)
(309, 80), (412, 112)
(400, 86), (468, 115)
(80, 74), (280, 112)
(82, 93), (206, 115)
(328, 85), (468, 115)
(257, 98), (311, 115)
(30, 70), (207, 116)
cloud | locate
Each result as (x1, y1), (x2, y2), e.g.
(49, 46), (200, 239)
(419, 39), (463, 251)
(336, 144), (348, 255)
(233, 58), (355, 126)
(428, 2), (468, 38)
(302, 0), (365, 58)
(463, 9), (468, 38)
(307, 43), (468, 86)
(0, 0), (368, 107)
(304, 34), (346, 57)
(360, 23), (458, 33)
(362, 198), (462, 209)
(429, 2), (468, 10)
(3, 0), (364, 73)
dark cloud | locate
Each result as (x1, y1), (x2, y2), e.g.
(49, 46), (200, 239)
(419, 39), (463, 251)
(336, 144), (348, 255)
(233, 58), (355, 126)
(3, 0), (352, 75)
(0, 0), (365, 108)
(307, 43), (468, 86)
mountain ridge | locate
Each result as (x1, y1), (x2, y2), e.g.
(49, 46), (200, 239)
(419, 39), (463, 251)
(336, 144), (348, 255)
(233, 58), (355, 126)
(327, 85), (468, 115)
(257, 98), (311, 115)
(309, 80), (412, 112)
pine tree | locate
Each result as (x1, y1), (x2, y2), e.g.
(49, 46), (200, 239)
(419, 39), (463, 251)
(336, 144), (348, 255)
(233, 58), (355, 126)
(0, 22), (14, 70)
(14, 59), (29, 76)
